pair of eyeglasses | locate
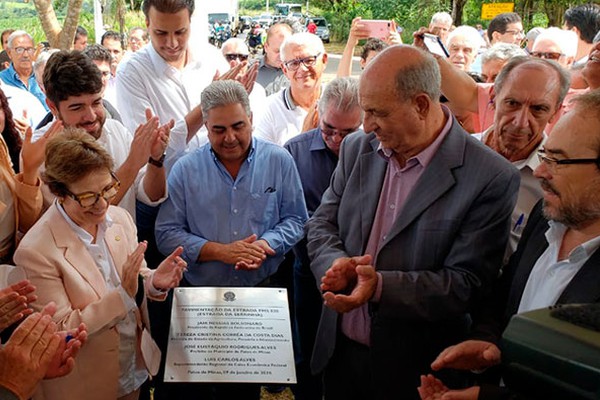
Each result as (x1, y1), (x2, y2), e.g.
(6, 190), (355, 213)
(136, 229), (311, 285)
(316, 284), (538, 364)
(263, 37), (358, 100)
(283, 52), (321, 71)
(14, 47), (35, 55)
(531, 51), (564, 61)
(66, 173), (121, 208)
(504, 29), (524, 36)
(225, 53), (249, 62)
(321, 123), (360, 141)
(537, 150), (599, 173)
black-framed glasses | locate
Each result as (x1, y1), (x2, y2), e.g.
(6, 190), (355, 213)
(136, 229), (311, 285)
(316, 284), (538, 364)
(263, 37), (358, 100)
(531, 51), (564, 61)
(537, 150), (600, 173)
(14, 47), (35, 55)
(225, 53), (249, 62)
(66, 172), (121, 208)
(283, 52), (321, 71)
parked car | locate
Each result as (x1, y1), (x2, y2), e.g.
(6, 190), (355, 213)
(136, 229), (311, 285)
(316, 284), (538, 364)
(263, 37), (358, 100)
(305, 17), (330, 43)
(257, 14), (274, 27)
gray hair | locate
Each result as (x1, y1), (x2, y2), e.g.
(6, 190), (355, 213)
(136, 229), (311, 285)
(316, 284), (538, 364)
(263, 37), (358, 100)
(430, 12), (452, 27)
(318, 77), (362, 118)
(280, 32), (325, 61)
(34, 49), (59, 87)
(447, 25), (487, 53)
(7, 30), (33, 48)
(481, 43), (526, 64)
(201, 80), (251, 120)
(221, 38), (249, 55)
(395, 48), (441, 102)
(526, 27), (545, 45)
(533, 27), (578, 58)
(494, 56), (571, 107)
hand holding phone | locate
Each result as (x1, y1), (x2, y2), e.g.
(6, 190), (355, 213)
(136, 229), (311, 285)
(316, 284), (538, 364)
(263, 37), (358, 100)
(361, 20), (392, 40)
(423, 33), (449, 58)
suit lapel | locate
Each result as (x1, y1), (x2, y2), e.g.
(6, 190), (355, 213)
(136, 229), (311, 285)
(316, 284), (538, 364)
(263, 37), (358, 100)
(384, 124), (464, 242)
(558, 250), (600, 304)
(49, 205), (107, 298)
(359, 137), (387, 251)
(104, 221), (128, 279)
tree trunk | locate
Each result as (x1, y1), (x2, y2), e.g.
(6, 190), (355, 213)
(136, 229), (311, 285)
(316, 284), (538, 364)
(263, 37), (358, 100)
(451, 0), (467, 26)
(31, 0), (61, 47)
(33, 0), (83, 50)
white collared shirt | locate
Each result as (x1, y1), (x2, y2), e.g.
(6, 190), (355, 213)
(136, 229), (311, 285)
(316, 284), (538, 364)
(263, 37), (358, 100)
(518, 221), (600, 313)
(254, 87), (310, 146)
(116, 42), (229, 171)
(55, 203), (148, 396)
(0, 80), (47, 129)
(33, 119), (166, 220)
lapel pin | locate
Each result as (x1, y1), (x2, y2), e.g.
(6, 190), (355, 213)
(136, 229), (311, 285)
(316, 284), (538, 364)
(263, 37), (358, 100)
(115, 236), (121, 241)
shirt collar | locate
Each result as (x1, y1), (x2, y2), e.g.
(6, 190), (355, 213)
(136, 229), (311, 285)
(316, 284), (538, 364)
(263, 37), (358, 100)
(377, 104), (453, 169)
(209, 136), (257, 165)
(546, 220), (600, 263)
(282, 87), (297, 110)
(147, 44), (200, 77)
(309, 128), (329, 152)
(55, 201), (112, 245)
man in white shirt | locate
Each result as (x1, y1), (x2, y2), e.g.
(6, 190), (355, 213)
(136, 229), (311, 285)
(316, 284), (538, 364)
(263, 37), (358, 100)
(477, 57), (570, 255)
(38, 50), (170, 220)
(117, 0), (229, 171)
(421, 88), (600, 400)
(0, 79), (46, 132)
(255, 32), (327, 146)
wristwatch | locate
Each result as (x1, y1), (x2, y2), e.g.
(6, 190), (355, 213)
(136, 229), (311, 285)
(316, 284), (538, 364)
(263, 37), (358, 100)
(148, 153), (166, 168)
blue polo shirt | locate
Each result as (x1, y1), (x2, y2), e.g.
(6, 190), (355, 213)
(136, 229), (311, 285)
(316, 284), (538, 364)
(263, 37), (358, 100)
(0, 63), (49, 111)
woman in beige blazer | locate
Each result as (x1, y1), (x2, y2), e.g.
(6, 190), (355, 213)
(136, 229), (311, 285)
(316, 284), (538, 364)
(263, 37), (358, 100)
(14, 129), (186, 400)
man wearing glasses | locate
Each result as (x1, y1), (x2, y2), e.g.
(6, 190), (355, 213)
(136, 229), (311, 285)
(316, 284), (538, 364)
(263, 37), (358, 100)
(478, 57), (570, 255)
(283, 77), (362, 400)
(255, 32), (328, 146)
(421, 89), (600, 400)
(0, 30), (48, 111)
(487, 12), (525, 47)
(220, 38), (267, 120)
(530, 27), (578, 69)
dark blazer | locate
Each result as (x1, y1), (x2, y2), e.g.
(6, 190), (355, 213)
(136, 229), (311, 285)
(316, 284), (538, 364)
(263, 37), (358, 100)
(474, 200), (600, 344)
(306, 120), (520, 399)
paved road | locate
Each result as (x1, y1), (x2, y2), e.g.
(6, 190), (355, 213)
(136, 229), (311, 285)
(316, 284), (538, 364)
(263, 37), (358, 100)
(323, 53), (362, 82)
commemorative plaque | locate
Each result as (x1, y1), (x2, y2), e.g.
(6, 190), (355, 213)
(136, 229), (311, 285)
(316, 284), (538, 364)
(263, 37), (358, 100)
(164, 287), (296, 383)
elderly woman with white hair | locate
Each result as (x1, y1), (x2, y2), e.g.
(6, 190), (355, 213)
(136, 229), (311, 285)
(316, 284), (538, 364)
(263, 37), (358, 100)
(446, 25), (487, 72)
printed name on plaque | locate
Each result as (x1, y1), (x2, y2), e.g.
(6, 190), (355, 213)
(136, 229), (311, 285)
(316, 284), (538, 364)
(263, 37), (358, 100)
(165, 287), (296, 383)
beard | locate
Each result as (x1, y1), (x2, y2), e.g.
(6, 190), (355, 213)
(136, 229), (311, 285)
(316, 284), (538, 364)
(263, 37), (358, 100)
(541, 178), (600, 229)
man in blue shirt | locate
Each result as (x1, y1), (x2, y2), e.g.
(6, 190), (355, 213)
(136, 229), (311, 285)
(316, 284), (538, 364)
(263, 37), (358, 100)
(0, 31), (48, 111)
(155, 79), (307, 399)
(284, 76), (363, 400)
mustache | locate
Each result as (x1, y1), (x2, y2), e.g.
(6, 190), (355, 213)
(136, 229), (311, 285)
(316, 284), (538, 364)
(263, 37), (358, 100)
(540, 179), (560, 196)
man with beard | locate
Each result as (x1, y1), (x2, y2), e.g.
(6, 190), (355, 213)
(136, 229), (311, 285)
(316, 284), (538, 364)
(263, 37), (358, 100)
(419, 89), (600, 400)
(37, 50), (170, 220)
(478, 57), (570, 255)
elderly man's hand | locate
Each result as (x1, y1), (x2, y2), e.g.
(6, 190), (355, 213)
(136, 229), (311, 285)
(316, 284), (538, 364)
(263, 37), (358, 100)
(322, 262), (377, 313)
(320, 255), (372, 293)
(235, 239), (275, 270)
(0, 312), (61, 399)
(431, 340), (501, 371)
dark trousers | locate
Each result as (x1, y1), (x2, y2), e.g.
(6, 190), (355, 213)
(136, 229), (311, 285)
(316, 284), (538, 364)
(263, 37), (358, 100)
(324, 334), (373, 400)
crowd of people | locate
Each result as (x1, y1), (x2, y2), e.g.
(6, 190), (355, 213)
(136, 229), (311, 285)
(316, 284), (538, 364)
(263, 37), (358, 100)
(0, 0), (599, 399)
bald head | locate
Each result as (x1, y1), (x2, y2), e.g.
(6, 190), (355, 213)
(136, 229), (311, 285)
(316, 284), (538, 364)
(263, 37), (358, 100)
(362, 45), (441, 102)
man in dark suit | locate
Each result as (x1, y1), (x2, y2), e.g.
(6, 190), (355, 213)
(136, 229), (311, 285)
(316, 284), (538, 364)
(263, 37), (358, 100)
(306, 45), (520, 400)
(420, 89), (600, 400)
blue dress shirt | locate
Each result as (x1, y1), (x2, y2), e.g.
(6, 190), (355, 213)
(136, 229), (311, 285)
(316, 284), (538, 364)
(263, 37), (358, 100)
(284, 128), (339, 216)
(155, 137), (308, 287)
(0, 63), (49, 111)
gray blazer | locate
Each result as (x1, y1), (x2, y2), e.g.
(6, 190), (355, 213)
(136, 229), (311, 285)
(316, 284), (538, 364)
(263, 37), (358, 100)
(307, 121), (520, 399)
